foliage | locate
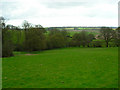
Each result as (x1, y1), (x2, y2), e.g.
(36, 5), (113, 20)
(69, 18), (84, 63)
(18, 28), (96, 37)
(90, 41), (103, 47)
(71, 31), (95, 47)
(24, 28), (47, 52)
(2, 19), (119, 57)
(2, 29), (14, 57)
(47, 29), (70, 49)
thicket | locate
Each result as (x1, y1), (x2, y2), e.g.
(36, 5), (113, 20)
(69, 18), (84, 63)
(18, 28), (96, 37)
(2, 26), (120, 57)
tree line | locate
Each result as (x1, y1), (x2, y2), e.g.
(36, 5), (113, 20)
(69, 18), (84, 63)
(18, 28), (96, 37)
(1, 17), (120, 57)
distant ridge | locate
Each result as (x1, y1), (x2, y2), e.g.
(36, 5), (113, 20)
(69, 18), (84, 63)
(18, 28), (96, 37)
(46, 26), (117, 30)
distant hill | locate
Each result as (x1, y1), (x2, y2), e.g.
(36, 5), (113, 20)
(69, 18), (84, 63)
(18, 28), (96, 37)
(46, 26), (117, 31)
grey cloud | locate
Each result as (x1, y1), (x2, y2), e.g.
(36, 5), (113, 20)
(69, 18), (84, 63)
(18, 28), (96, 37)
(0, 0), (118, 27)
(0, 2), (19, 18)
(0, 1), (36, 20)
(42, 1), (93, 9)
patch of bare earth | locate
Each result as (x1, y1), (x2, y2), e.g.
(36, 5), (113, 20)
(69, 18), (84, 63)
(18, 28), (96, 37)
(24, 54), (38, 56)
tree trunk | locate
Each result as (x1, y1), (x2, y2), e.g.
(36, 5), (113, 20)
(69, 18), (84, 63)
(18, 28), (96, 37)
(87, 44), (89, 47)
(106, 41), (108, 47)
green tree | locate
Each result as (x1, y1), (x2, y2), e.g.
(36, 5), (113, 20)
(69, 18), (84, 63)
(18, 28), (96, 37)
(87, 33), (95, 47)
(2, 28), (14, 57)
(72, 33), (81, 47)
(1, 17), (14, 57)
(47, 29), (69, 49)
(24, 28), (46, 52)
(80, 31), (88, 47)
(72, 31), (89, 47)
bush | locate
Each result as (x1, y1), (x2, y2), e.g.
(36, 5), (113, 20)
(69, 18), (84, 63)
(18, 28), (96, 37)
(90, 41), (103, 47)
(69, 40), (80, 47)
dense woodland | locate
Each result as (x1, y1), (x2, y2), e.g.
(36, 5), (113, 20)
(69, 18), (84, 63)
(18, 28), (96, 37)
(1, 17), (120, 57)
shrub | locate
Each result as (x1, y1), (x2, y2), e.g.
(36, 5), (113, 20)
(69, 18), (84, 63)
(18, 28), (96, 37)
(90, 41), (103, 47)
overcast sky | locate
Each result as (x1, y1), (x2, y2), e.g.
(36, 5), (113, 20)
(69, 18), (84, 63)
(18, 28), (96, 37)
(0, 0), (119, 27)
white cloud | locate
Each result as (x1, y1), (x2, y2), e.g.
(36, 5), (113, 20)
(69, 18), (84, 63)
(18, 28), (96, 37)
(1, 0), (119, 27)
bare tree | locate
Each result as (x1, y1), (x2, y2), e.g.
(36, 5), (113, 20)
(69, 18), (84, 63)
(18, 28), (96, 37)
(114, 27), (120, 46)
(0, 16), (6, 29)
(35, 24), (43, 28)
(22, 20), (31, 30)
(100, 27), (113, 47)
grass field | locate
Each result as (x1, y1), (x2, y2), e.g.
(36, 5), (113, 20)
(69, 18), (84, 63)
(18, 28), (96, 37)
(46, 30), (99, 37)
(2, 47), (118, 88)
(68, 31), (99, 36)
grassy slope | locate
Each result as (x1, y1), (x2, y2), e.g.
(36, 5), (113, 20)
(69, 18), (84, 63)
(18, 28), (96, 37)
(2, 47), (118, 88)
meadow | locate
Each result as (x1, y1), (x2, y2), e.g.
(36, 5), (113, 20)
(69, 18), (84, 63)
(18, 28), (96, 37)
(2, 47), (118, 88)
(68, 30), (99, 36)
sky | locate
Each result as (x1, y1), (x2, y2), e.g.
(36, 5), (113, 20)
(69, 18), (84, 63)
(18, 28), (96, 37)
(0, 0), (119, 27)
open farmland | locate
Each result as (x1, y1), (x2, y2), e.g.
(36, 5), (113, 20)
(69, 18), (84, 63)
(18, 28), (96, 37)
(2, 47), (118, 88)
(1, 0), (119, 89)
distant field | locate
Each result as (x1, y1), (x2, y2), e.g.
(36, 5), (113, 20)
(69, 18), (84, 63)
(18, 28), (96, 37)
(2, 47), (118, 88)
(68, 31), (99, 36)
(46, 27), (117, 31)
(46, 30), (99, 36)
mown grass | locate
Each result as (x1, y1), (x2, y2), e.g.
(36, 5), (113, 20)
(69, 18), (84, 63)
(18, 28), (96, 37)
(2, 47), (118, 88)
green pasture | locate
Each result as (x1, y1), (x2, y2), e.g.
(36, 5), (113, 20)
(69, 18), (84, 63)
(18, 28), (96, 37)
(68, 31), (99, 36)
(2, 47), (118, 88)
